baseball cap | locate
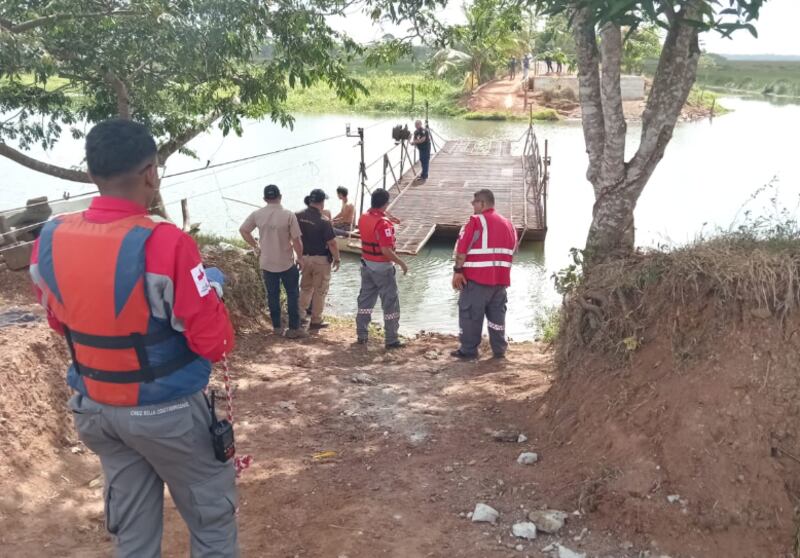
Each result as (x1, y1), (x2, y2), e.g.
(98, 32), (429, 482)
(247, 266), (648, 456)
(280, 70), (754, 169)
(263, 184), (281, 199)
(308, 188), (328, 203)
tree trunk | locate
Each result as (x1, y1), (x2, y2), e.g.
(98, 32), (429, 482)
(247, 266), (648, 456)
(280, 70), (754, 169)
(572, 3), (702, 266)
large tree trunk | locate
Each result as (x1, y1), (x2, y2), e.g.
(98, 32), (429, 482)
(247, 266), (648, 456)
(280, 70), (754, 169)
(572, 3), (702, 266)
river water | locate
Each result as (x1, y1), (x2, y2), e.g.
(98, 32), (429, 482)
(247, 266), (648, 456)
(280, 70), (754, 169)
(2, 96), (798, 339)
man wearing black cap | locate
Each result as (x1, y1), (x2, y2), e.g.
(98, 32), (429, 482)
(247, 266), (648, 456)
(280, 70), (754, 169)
(296, 189), (340, 329)
(239, 184), (306, 338)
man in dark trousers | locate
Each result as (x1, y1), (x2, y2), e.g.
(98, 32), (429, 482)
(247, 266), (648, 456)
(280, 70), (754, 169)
(356, 188), (408, 349)
(451, 189), (517, 359)
(411, 119), (431, 181)
(508, 56), (517, 80)
(29, 119), (239, 557)
(296, 188), (341, 330)
(239, 184), (306, 338)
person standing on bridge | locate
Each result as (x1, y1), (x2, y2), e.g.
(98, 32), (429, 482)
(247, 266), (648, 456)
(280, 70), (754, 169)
(508, 56), (517, 80)
(29, 119), (239, 557)
(411, 120), (431, 182)
(451, 188), (517, 360)
(356, 188), (408, 349)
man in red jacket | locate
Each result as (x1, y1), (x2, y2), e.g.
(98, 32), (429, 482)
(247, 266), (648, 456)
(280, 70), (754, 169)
(451, 189), (517, 359)
(30, 119), (239, 557)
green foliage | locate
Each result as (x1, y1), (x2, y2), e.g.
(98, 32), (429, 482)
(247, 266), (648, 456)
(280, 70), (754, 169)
(531, 108), (560, 121)
(690, 56), (800, 98)
(534, 13), (575, 60)
(531, 0), (765, 38)
(436, 0), (525, 87)
(534, 306), (562, 343)
(284, 72), (465, 117)
(622, 24), (661, 74)
(552, 247), (584, 296)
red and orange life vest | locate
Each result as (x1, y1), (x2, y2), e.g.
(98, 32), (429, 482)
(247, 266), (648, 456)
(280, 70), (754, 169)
(33, 213), (208, 406)
(359, 209), (394, 263)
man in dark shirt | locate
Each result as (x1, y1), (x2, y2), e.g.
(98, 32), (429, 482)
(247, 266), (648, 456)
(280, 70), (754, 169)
(411, 120), (431, 181)
(296, 188), (341, 329)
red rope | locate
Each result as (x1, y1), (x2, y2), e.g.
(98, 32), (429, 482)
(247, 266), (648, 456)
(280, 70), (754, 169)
(220, 355), (253, 476)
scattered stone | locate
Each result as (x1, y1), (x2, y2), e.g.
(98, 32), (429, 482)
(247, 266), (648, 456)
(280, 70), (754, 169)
(517, 452), (539, 465)
(471, 503), (499, 524)
(517, 434), (528, 443)
(556, 544), (586, 558)
(541, 543), (555, 552)
(88, 476), (103, 489)
(666, 494), (680, 504)
(491, 430), (520, 443)
(573, 527), (588, 541)
(515, 544), (524, 551)
(350, 373), (377, 385)
(528, 510), (567, 534)
(423, 350), (440, 360)
(70, 445), (84, 454)
(621, 541), (634, 550)
(277, 400), (296, 411)
(511, 522), (537, 540)
(444, 465), (454, 473)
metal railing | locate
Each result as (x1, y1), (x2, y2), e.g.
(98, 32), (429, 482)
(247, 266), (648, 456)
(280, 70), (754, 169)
(518, 119), (550, 249)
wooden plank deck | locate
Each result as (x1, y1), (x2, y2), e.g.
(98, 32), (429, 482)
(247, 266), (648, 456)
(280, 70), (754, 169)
(386, 140), (545, 255)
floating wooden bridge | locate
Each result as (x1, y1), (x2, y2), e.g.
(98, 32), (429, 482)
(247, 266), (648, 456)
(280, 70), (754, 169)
(369, 126), (549, 255)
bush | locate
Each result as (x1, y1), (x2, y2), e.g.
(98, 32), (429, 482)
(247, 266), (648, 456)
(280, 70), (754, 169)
(532, 109), (559, 121)
(534, 306), (562, 343)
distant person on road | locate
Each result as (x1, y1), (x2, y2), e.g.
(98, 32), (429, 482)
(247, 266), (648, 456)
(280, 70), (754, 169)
(522, 54), (531, 82)
(508, 56), (517, 80)
(239, 184), (307, 338)
(332, 185), (355, 235)
(544, 54), (554, 74)
(356, 188), (408, 349)
(411, 120), (431, 181)
(451, 188), (517, 360)
(296, 188), (340, 330)
(30, 119), (239, 557)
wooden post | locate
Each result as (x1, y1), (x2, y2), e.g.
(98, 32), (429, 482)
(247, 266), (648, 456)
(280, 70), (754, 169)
(181, 198), (191, 232)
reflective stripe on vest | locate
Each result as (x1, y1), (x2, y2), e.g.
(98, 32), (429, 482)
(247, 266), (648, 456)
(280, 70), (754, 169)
(359, 210), (392, 262)
(463, 260), (512, 268)
(462, 210), (515, 286)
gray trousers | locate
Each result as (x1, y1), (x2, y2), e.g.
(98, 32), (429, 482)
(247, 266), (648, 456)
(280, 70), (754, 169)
(458, 280), (508, 356)
(356, 261), (400, 344)
(69, 391), (239, 558)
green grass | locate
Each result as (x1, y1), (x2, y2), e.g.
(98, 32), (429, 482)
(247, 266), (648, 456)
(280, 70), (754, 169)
(645, 57), (800, 98)
(285, 72), (466, 117)
(534, 306), (562, 343)
(686, 87), (730, 116)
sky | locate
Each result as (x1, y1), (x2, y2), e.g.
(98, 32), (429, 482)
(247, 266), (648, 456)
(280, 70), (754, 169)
(330, 0), (800, 56)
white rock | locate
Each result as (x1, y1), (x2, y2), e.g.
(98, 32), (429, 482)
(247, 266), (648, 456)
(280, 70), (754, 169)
(515, 544), (524, 551)
(527, 509), (567, 534)
(512, 522), (537, 540)
(556, 544), (586, 558)
(517, 452), (539, 465)
(471, 503), (499, 524)
(666, 494), (680, 504)
(517, 434), (528, 443)
(541, 544), (556, 552)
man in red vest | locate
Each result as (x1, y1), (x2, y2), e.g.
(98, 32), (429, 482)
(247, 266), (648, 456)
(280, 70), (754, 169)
(451, 189), (517, 359)
(29, 119), (239, 557)
(356, 188), (408, 348)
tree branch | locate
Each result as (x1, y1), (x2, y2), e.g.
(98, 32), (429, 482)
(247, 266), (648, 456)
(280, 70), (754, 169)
(2, 11), (143, 34)
(0, 142), (90, 183)
(157, 111), (222, 163)
(628, 3), (701, 192)
(571, 6), (605, 195)
(105, 72), (131, 119)
(598, 23), (626, 192)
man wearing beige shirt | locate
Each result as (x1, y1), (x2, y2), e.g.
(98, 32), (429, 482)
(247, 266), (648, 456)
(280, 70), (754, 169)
(239, 184), (307, 338)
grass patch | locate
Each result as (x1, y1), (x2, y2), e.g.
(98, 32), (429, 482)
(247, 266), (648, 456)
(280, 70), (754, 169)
(463, 111), (518, 121)
(285, 72), (466, 117)
(686, 87), (730, 116)
(534, 306), (562, 343)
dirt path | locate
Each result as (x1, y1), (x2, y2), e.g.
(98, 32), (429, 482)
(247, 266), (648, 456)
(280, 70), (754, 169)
(466, 78), (528, 114)
(0, 300), (631, 558)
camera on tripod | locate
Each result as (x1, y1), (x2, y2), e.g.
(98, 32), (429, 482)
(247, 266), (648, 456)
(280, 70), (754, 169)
(392, 124), (411, 143)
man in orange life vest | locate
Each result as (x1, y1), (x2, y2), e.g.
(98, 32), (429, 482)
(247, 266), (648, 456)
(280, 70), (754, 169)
(356, 188), (408, 348)
(29, 120), (239, 557)
(451, 188), (517, 359)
